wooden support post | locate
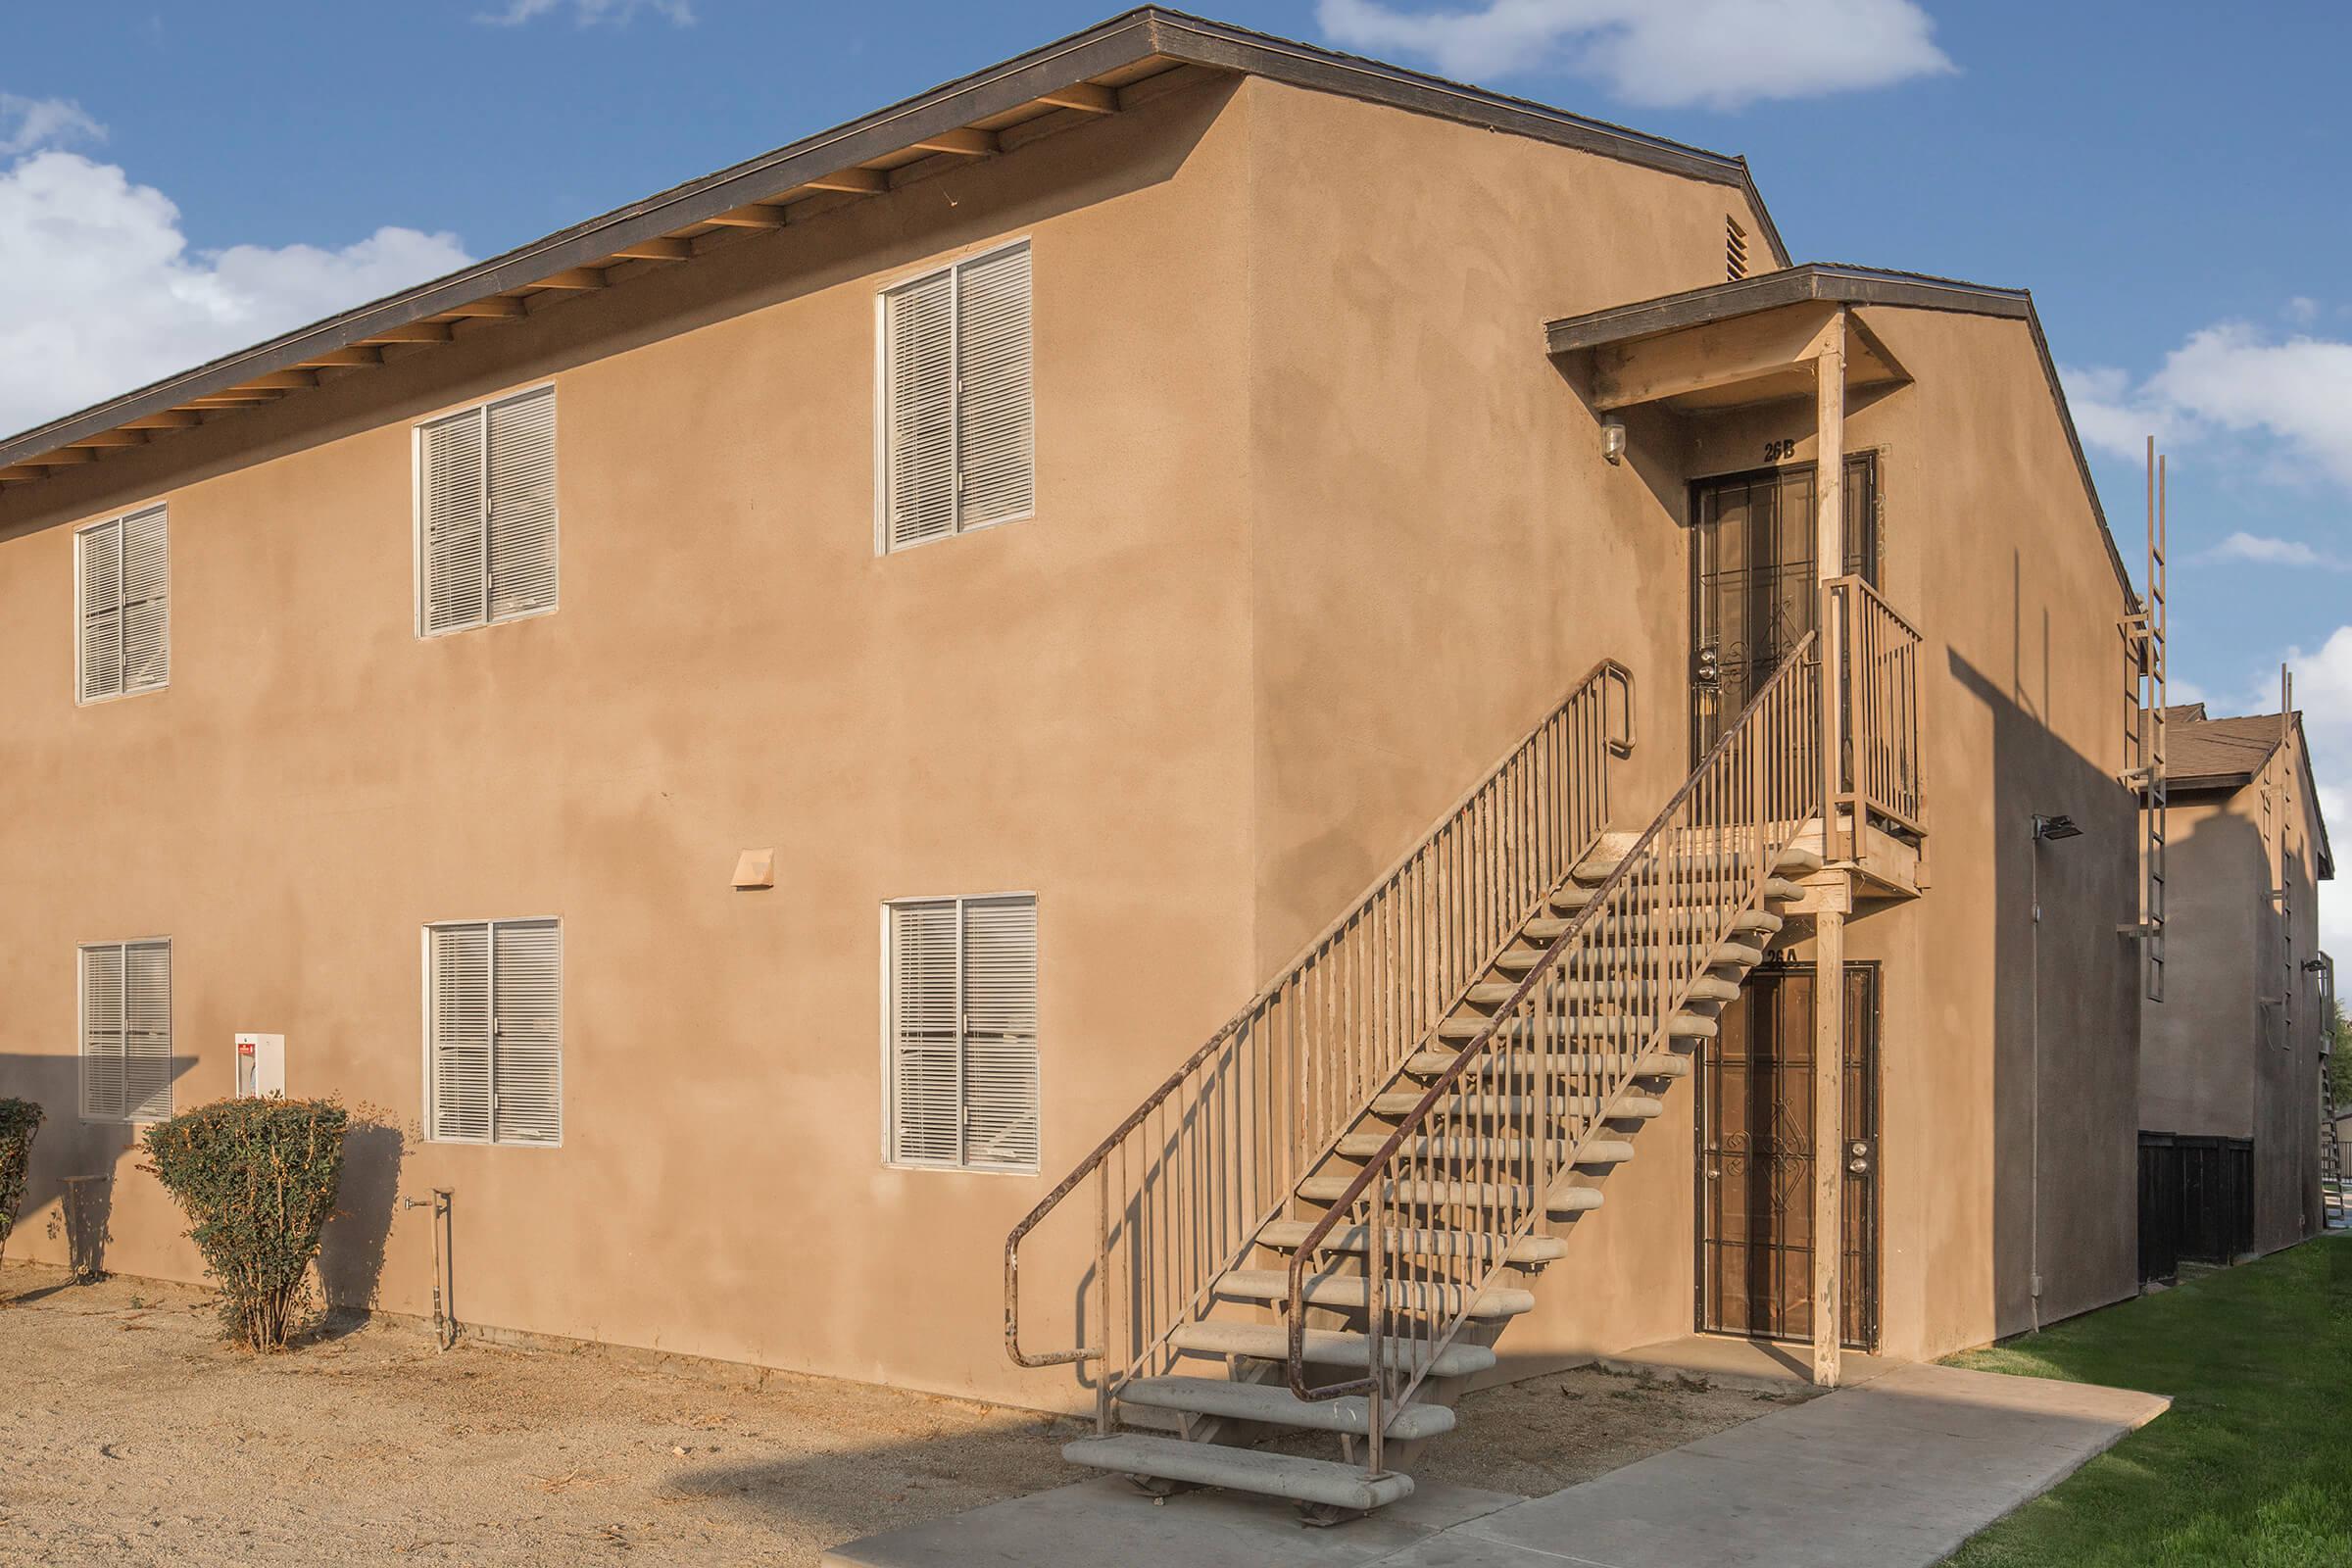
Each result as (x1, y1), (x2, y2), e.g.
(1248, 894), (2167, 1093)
(1812, 905), (1845, 1388)
(1813, 309), (1848, 1391)
(1816, 310), (1848, 863)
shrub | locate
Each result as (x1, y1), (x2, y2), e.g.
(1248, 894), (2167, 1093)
(0, 1098), (43, 1265)
(142, 1098), (349, 1350)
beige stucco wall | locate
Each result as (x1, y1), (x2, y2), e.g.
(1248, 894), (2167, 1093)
(0, 74), (1270, 1407)
(0, 73), (1779, 1406)
(2143, 737), (2328, 1252)
(0, 66), (2141, 1409)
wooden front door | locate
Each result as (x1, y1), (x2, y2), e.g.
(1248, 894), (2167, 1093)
(1696, 965), (1880, 1350)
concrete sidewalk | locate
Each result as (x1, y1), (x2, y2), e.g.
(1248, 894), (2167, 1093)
(823, 1362), (2168, 1568)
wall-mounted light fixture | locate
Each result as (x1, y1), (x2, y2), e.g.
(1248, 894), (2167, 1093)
(1600, 419), (1628, 466)
(2032, 813), (2082, 842)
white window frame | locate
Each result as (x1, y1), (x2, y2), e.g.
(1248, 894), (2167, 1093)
(871, 238), (1036, 555)
(879, 891), (1041, 1175)
(77, 937), (173, 1125)
(73, 504), (171, 705)
(410, 383), (561, 638)
(418, 916), (564, 1149)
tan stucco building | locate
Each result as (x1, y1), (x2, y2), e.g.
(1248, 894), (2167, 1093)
(0, 8), (2169, 1507)
(2138, 704), (2333, 1262)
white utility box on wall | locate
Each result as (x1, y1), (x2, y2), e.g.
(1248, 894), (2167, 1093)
(234, 1033), (286, 1099)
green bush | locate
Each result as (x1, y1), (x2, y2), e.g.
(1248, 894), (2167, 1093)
(0, 1098), (43, 1265)
(142, 1098), (349, 1350)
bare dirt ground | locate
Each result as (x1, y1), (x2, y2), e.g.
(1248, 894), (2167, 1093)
(0, 1263), (1808, 1565)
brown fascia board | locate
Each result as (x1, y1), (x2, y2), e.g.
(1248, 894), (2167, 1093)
(1545, 264), (2134, 610)
(2291, 712), (2335, 880)
(0, 7), (1784, 475)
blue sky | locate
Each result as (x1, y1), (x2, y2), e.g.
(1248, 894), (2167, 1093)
(8, 0), (2351, 927)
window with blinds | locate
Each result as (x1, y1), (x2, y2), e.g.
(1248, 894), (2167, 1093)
(879, 241), (1034, 552)
(885, 894), (1039, 1172)
(80, 940), (172, 1123)
(74, 506), (170, 702)
(416, 385), (558, 634)
(425, 918), (563, 1147)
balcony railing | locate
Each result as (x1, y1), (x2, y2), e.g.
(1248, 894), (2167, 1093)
(1831, 575), (1923, 843)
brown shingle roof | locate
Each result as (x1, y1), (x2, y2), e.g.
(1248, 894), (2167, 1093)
(2169, 711), (2289, 786)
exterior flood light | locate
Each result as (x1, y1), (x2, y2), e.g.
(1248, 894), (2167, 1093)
(1600, 419), (1628, 466)
(2032, 814), (2082, 842)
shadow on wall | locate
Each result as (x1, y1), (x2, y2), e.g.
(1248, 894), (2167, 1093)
(0, 1053), (199, 1279)
(318, 1117), (405, 1311)
(1947, 636), (2141, 1339)
(0, 1056), (406, 1308)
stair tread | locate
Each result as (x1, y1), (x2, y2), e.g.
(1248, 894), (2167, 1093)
(1298, 1174), (1531, 1208)
(1218, 1268), (1534, 1320)
(1258, 1219), (1566, 1265)
(1117, 1376), (1457, 1440)
(1364, 1091), (1665, 1119)
(1439, 1011), (1717, 1042)
(1548, 1185), (1605, 1217)
(1465, 976), (1740, 1005)
(1572, 838), (1825, 883)
(1402, 1049), (1689, 1080)
(1064, 1434), (1415, 1511)
(1494, 945), (1762, 977)
(1171, 1321), (1496, 1378)
(1339, 1129), (1571, 1157)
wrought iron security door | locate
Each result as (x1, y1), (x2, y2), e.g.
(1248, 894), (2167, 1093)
(1690, 458), (1876, 760)
(1696, 964), (1880, 1350)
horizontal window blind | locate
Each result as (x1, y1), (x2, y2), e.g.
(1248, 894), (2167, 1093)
(427, 918), (563, 1146)
(420, 386), (557, 633)
(80, 940), (172, 1123)
(75, 506), (169, 701)
(887, 895), (1039, 1172)
(880, 242), (1033, 552)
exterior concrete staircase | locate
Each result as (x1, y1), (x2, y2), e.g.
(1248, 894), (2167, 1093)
(1057, 832), (1823, 1515)
(1006, 640), (1830, 1521)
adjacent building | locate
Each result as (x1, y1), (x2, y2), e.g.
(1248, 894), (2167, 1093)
(2138, 703), (2333, 1269)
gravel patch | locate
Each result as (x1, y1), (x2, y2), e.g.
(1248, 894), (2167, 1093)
(1, 1263), (1812, 1563)
(0, 1264), (1082, 1566)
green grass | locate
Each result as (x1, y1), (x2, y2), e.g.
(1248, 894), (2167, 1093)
(1940, 1238), (2351, 1566)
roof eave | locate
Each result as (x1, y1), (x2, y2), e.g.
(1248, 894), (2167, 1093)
(1544, 263), (2133, 610)
(0, 6), (1786, 482)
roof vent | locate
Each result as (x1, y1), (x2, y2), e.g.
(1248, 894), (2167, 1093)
(1725, 216), (1749, 281)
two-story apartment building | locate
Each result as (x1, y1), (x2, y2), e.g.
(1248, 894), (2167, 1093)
(2138, 703), (2332, 1270)
(1, 10), (2153, 1514)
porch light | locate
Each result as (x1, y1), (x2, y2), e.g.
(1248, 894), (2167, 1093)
(1600, 419), (1627, 466)
(2032, 814), (2082, 842)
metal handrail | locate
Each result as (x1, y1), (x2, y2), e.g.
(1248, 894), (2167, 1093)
(1832, 575), (1924, 841)
(1005, 659), (1636, 1408)
(1283, 636), (1822, 1437)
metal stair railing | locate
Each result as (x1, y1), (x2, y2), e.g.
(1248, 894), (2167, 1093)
(1831, 575), (1923, 842)
(1005, 660), (1636, 1424)
(1283, 636), (1821, 1472)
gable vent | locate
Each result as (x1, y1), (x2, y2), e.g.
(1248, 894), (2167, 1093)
(1725, 216), (1749, 282)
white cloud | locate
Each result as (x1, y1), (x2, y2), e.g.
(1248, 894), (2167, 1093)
(478, 0), (693, 24)
(2066, 321), (2352, 491)
(0, 92), (103, 155)
(1316, 0), (1956, 108)
(2059, 364), (2186, 462)
(2287, 296), (2320, 326)
(0, 147), (469, 438)
(2201, 532), (2351, 571)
